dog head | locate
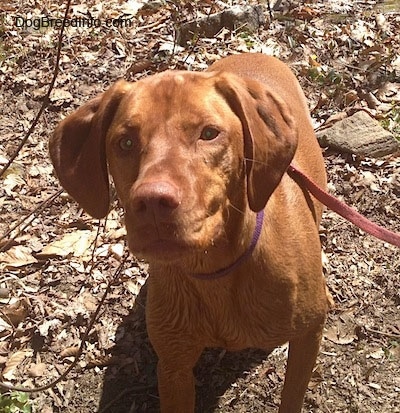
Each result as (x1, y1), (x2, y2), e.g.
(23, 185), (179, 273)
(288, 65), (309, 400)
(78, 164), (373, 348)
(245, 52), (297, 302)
(50, 70), (297, 263)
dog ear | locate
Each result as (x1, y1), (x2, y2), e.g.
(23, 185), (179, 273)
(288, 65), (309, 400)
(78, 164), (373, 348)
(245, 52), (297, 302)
(215, 74), (298, 212)
(49, 80), (131, 218)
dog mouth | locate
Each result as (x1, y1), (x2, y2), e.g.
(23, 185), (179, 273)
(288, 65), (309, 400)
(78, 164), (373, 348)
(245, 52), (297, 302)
(131, 237), (193, 259)
(125, 214), (225, 262)
(127, 232), (200, 262)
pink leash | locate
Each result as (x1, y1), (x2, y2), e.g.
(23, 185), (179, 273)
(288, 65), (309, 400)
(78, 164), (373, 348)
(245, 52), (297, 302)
(288, 164), (400, 248)
(192, 163), (399, 280)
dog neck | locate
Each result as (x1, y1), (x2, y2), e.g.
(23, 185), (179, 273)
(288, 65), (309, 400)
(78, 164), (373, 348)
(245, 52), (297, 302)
(189, 210), (264, 280)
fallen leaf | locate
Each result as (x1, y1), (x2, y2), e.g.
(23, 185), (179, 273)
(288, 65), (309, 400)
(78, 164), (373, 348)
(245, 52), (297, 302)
(367, 382), (382, 390)
(1, 298), (30, 326)
(367, 348), (385, 360)
(50, 88), (73, 105)
(1, 164), (26, 195)
(324, 315), (358, 345)
(110, 243), (124, 259)
(38, 319), (62, 337)
(0, 317), (12, 333)
(3, 350), (33, 381)
(38, 231), (95, 258)
(121, 0), (147, 16)
(125, 279), (142, 296)
(27, 362), (47, 377)
(0, 245), (37, 269)
(60, 346), (80, 358)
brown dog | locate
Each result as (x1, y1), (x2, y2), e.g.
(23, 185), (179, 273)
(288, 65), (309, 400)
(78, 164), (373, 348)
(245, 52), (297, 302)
(50, 53), (332, 412)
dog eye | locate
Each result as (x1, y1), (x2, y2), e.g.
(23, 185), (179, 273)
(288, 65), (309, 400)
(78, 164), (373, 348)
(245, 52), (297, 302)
(119, 136), (134, 151)
(200, 127), (220, 141)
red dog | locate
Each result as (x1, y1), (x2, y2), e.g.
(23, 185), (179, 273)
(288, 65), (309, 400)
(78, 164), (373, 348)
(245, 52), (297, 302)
(50, 53), (332, 412)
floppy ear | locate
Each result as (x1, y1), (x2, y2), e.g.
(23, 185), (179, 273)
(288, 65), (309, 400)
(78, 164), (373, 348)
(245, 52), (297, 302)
(49, 80), (131, 218)
(215, 74), (298, 212)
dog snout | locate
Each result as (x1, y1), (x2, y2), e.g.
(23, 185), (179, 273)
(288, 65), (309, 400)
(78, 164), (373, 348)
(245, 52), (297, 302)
(132, 181), (181, 217)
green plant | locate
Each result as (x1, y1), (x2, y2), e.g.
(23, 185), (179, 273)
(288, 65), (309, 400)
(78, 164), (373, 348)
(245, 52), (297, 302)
(383, 340), (399, 360)
(0, 391), (32, 413)
(238, 31), (256, 49)
(390, 106), (400, 139)
(380, 104), (400, 139)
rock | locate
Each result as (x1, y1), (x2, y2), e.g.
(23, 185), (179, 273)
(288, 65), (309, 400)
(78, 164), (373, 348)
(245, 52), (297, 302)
(177, 5), (265, 46)
(316, 111), (400, 157)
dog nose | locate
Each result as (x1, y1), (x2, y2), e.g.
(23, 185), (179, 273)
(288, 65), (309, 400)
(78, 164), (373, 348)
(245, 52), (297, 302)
(132, 181), (181, 215)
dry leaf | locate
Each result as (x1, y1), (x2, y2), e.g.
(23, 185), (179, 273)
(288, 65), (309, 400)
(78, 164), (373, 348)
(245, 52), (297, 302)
(87, 354), (113, 368)
(0, 288), (10, 299)
(367, 348), (385, 360)
(38, 231), (95, 258)
(3, 350), (33, 381)
(0, 245), (37, 269)
(121, 0), (146, 16)
(107, 227), (127, 240)
(60, 346), (80, 358)
(110, 243), (124, 259)
(0, 317), (12, 333)
(50, 88), (73, 104)
(325, 316), (357, 345)
(1, 298), (30, 326)
(27, 362), (47, 377)
(78, 291), (98, 312)
(1, 164), (25, 195)
(38, 319), (62, 337)
(125, 279), (142, 296)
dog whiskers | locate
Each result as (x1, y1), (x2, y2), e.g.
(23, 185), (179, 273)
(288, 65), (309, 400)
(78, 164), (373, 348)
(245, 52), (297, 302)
(244, 157), (268, 167)
(228, 202), (245, 216)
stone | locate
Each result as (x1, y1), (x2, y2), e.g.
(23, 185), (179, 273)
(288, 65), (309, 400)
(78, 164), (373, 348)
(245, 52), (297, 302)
(177, 5), (265, 46)
(316, 111), (400, 157)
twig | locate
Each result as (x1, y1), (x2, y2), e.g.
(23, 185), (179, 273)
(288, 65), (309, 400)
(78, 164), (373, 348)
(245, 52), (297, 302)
(365, 326), (400, 339)
(97, 385), (155, 413)
(181, 2), (217, 67)
(0, 189), (63, 251)
(0, 0), (72, 179)
(267, 1), (273, 19)
(136, 15), (169, 32)
(97, 389), (131, 413)
(0, 251), (129, 393)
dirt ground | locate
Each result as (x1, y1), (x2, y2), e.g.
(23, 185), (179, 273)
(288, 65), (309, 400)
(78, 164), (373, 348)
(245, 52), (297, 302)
(0, 1), (399, 412)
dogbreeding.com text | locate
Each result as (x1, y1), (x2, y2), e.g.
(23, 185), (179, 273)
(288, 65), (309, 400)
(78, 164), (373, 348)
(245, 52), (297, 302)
(13, 15), (134, 30)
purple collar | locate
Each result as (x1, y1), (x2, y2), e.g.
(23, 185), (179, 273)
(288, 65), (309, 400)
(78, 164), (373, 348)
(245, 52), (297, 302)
(191, 210), (264, 280)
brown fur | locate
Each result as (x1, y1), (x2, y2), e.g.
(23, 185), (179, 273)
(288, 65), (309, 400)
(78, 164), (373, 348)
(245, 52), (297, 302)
(50, 53), (332, 412)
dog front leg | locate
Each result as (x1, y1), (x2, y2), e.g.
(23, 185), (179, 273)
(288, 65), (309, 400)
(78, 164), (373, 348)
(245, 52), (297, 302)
(279, 326), (324, 413)
(157, 358), (198, 413)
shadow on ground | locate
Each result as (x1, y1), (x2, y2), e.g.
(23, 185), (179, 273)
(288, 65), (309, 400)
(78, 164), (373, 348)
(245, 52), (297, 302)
(97, 283), (273, 413)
